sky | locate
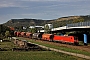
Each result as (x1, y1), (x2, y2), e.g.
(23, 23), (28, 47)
(0, 0), (90, 24)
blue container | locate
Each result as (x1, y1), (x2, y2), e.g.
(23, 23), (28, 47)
(83, 34), (88, 45)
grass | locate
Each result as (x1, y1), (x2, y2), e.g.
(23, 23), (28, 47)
(0, 37), (89, 60)
(0, 51), (87, 60)
(17, 37), (90, 56)
(0, 39), (18, 51)
(0, 42), (12, 50)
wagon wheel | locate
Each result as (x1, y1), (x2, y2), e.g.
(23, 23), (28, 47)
(49, 37), (53, 42)
(74, 42), (79, 46)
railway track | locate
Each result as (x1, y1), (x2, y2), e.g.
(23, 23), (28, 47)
(16, 37), (90, 59)
(17, 37), (90, 54)
(17, 38), (90, 52)
(32, 39), (90, 52)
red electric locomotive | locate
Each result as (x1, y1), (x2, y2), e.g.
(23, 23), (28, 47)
(53, 35), (79, 45)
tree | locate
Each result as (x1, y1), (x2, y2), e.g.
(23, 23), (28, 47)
(44, 24), (51, 33)
(0, 34), (4, 40)
(5, 31), (10, 38)
(30, 28), (37, 33)
(73, 18), (84, 23)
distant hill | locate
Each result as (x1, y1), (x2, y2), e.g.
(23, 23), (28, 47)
(4, 19), (53, 27)
(3, 15), (90, 28)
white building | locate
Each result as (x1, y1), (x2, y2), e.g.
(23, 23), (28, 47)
(29, 26), (35, 28)
(45, 24), (53, 29)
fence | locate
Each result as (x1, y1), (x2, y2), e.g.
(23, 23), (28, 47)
(67, 21), (90, 27)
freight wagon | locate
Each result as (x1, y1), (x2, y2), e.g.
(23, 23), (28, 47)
(14, 31), (17, 36)
(26, 32), (32, 38)
(16, 32), (21, 37)
(42, 34), (54, 41)
(20, 32), (26, 37)
(32, 33), (43, 40)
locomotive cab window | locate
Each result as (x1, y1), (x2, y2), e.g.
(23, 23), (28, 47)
(71, 38), (72, 39)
